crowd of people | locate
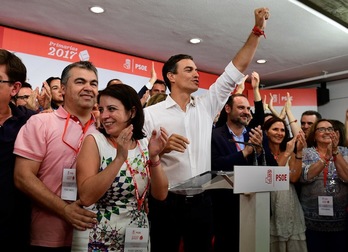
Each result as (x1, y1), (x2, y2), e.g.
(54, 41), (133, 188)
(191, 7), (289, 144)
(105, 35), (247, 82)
(2, 6), (348, 252)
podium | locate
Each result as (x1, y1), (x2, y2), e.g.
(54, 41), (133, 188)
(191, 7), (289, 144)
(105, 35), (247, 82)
(169, 166), (289, 252)
(168, 170), (234, 195)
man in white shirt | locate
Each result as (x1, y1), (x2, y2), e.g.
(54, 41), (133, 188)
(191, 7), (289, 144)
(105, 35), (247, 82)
(143, 7), (270, 252)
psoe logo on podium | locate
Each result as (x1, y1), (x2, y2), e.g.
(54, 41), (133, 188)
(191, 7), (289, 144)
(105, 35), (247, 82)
(233, 166), (289, 194)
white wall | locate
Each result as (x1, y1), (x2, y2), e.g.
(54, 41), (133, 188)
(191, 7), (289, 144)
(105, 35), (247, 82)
(318, 79), (348, 122)
(15, 51), (348, 121)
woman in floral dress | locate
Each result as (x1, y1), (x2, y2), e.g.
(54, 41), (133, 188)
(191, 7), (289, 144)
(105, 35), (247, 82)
(72, 84), (168, 251)
(263, 117), (307, 252)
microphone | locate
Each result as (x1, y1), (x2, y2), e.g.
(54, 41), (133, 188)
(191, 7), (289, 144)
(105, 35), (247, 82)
(229, 139), (262, 148)
(229, 139), (266, 166)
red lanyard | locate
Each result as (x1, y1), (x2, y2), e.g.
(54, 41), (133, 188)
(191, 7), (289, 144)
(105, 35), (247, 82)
(316, 148), (329, 187)
(272, 151), (280, 161)
(62, 114), (93, 165)
(110, 138), (150, 211)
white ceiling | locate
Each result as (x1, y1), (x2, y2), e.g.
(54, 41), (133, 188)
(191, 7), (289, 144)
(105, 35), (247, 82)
(1, 0), (348, 88)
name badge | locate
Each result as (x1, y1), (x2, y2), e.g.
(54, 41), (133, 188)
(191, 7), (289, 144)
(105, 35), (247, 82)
(61, 168), (77, 201)
(124, 227), (149, 252)
(318, 196), (333, 216)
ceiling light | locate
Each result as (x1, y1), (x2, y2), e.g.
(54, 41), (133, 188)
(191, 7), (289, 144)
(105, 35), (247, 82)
(90, 6), (105, 14)
(189, 38), (202, 44)
(256, 59), (267, 64)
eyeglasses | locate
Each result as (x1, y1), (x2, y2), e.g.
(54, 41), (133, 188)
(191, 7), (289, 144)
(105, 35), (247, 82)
(316, 127), (334, 133)
(16, 95), (30, 100)
(0, 80), (14, 84)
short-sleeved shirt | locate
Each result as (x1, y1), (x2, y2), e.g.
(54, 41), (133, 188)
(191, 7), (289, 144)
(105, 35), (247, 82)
(14, 106), (98, 247)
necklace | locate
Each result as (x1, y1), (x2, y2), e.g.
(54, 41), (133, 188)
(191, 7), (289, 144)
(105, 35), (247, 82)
(271, 151), (280, 160)
(109, 137), (150, 211)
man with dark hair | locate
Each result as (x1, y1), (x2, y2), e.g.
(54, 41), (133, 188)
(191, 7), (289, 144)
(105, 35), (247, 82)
(14, 61), (99, 251)
(138, 63), (167, 107)
(16, 81), (52, 112)
(144, 7), (270, 252)
(15, 82), (33, 107)
(211, 94), (277, 251)
(138, 79), (167, 106)
(150, 79), (166, 94)
(0, 49), (36, 250)
(300, 110), (322, 137)
(106, 78), (123, 86)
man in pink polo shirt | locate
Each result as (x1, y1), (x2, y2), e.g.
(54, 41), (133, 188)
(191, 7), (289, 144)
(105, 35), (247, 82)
(14, 61), (99, 251)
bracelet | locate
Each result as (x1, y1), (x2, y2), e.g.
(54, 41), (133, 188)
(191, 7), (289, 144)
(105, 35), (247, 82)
(333, 150), (340, 156)
(252, 26), (266, 38)
(289, 119), (297, 125)
(319, 158), (326, 166)
(147, 159), (161, 168)
(295, 156), (302, 160)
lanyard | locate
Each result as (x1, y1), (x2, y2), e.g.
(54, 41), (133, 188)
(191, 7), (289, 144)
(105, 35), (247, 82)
(228, 126), (246, 151)
(110, 138), (150, 211)
(62, 113), (93, 166)
(272, 151), (280, 161)
(316, 148), (329, 187)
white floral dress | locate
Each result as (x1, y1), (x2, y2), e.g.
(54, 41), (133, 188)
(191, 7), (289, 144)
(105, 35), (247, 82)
(72, 132), (150, 252)
(270, 160), (307, 252)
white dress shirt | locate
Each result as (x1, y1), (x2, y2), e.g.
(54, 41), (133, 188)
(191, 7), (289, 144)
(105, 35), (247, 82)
(143, 62), (243, 186)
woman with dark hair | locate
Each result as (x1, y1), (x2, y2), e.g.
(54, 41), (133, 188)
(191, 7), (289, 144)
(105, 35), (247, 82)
(46, 76), (63, 109)
(72, 84), (168, 251)
(263, 117), (307, 252)
(300, 119), (348, 252)
(330, 119), (348, 147)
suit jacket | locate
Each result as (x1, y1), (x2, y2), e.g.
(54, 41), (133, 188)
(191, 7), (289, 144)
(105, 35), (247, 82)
(211, 124), (277, 171)
(210, 124), (277, 251)
(137, 85), (148, 99)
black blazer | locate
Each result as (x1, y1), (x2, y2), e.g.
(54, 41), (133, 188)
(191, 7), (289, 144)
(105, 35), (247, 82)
(211, 124), (277, 172)
(137, 85), (148, 99)
(210, 123), (276, 252)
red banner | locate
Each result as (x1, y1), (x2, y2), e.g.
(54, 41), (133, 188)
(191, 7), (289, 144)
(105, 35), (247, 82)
(1, 26), (218, 90)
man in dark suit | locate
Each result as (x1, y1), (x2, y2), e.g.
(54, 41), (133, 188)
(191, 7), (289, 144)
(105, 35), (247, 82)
(211, 93), (277, 252)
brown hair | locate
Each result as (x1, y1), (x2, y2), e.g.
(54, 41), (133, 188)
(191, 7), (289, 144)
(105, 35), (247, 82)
(146, 93), (168, 107)
(0, 49), (26, 84)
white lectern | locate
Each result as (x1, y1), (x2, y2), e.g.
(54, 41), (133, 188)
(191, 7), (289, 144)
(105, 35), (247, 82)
(169, 167), (288, 252)
(234, 165), (289, 252)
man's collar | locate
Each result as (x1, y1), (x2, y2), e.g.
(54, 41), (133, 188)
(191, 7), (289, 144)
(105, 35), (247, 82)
(227, 124), (247, 137)
(57, 106), (95, 124)
(165, 94), (196, 108)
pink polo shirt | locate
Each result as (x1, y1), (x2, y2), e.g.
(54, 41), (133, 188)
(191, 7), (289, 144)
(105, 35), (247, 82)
(14, 106), (98, 247)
